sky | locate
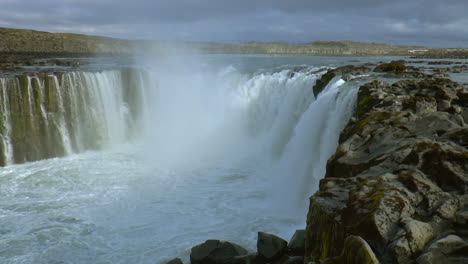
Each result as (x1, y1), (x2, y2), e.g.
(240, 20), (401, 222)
(0, 0), (467, 47)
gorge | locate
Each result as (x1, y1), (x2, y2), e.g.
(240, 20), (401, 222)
(0, 29), (467, 264)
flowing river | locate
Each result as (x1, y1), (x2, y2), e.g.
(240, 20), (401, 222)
(0, 54), (393, 264)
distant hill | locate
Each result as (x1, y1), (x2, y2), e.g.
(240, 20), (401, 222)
(0, 27), (132, 56)
(0, 26), (465, 58)
(186, 40), (430, 55)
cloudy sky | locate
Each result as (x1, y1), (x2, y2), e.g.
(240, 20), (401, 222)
(0, 0), (467, 47)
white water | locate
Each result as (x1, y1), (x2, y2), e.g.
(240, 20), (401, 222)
(0, 55), (359, 264)
(0, 78), (14, 164)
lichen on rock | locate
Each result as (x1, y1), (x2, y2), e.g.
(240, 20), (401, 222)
(305, 76), (468, 264)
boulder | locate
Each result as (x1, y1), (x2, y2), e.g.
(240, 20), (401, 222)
(257, 232), (288, 261)
(328, 236), (380, 264)
(374, 62), (407, 73)
(191, 239), (249, 264)
(287, 230), (305, 256)
(166, 258), (183, 264)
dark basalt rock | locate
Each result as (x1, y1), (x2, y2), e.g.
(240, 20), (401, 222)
(305, 77), (468, 264)
(374, 62), (407, 73)
(191, 239), (249, 264)
(287, 230), (306, 256)
(166, 258), (184, 264)
(312, 65), (371, 97)
(257, 232), (288, 261)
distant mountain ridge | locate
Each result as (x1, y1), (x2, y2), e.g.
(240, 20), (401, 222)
(0, 26), (466, 57)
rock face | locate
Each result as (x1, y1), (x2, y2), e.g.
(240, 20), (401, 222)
(305, 77), (468, 263)
(191, 240), (249, 264)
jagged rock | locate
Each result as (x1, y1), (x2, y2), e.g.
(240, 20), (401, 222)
(313, 65), (371, 97)
(305, 77), (468, 264)
(287, 230), (305, 256)
(390, 218), (433, 263)
(257, 232), (288, 261)
(416, 235), (468, 264)
(191, 239), (249, 264)
(166, 258), (183, 264)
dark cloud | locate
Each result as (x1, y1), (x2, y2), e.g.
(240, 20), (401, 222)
(0, 0), (466, 47)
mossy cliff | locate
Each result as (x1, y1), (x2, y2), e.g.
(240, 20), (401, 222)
(305, 74), (468, 263)
(0, 68), (147, 166)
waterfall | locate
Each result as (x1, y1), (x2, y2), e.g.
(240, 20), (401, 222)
(0, 64), (359, 216)
(0, 68), (148, 166)
(140, 63), (322, 169)
(269, 76), (359, 215)
(0, 78), (14, 165)
(0, 59), (364, 264)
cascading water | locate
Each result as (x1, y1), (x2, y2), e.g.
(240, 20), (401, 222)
(0, 55), (362, 264)
(0, 69), (148, 166)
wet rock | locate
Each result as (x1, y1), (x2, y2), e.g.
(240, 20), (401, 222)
(257, 232), (288, 261)
(287, 229), (305, 256)
(191, 239), (249, 264)
(313, 64), (371, 97)
(166, 258), (183, 264)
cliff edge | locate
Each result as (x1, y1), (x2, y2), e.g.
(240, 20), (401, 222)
(305, 68), (468, 263)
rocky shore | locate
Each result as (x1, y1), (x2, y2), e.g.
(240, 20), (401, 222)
(305, 62), (468, 264)
(166, 61), (468, 264)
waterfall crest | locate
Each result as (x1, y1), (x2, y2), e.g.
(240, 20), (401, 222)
(0, 68), (148, 166)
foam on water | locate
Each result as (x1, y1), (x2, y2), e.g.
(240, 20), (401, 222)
(0, 55), (360, 264)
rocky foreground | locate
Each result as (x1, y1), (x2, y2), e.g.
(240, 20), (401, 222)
(166, 62), (468, 264)
(306, 63), (468, 264)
